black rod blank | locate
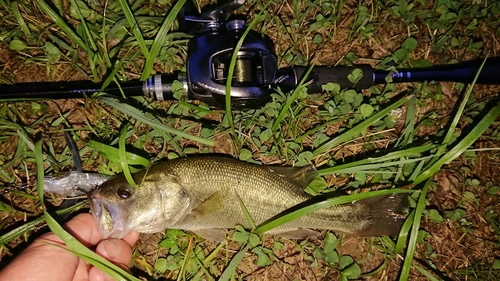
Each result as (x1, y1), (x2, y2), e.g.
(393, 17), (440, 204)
(0, 80), (145, 100)
(373, 57), (500, 85)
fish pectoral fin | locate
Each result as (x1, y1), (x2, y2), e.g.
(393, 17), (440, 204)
(189, 187), (228, 219)
(266, 165), (318, 189)
(273, 229), (322, 240)
(192, 229), (226, 243)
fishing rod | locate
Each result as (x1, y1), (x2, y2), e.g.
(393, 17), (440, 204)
(1, 0), (499, 109)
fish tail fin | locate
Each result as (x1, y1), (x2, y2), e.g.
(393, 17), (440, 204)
(352, 193), (409, 237)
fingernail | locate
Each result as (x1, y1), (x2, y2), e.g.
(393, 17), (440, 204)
(103, 240), (122, 259)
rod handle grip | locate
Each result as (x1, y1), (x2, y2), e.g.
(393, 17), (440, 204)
(275, 65), (375, 93)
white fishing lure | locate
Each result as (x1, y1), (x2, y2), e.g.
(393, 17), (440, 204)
(44, 171), (111, 197)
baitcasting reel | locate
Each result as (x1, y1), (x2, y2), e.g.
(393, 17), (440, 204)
(146, 0), (278, 108)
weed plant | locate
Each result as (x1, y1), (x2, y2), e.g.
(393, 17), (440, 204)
(0, 0), (499, 280)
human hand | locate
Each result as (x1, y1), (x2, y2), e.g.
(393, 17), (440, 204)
(0, 213), (139, 281)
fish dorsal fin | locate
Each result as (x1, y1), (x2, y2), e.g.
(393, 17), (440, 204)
(266, 165), (318, 188)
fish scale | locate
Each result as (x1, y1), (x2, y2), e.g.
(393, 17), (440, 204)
(166, 158), (312, 229)
(90, 156), (409, 241)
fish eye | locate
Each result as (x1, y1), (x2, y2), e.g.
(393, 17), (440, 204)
(116, 186), (132, 199)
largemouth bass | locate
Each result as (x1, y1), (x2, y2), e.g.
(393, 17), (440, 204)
(89, 156), (408, 241)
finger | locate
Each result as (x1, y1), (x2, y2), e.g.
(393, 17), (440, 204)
(72, 258), (90, 281)
(63, 213), (103, 247)
(0, 214), (99, 281)
(88, 267), (110, 281)
(95, 239), (134, 268)
(66, 213), (138, 247)
(0, 234), (80, 281)
(88, 238), (135, 281)
(88, 264), (135, 281)
(122, 230), (140, 248)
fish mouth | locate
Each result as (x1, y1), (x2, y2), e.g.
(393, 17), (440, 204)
(88, 189), (131, 239)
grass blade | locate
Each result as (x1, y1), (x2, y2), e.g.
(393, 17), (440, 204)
(396, 94), (417, 146)
(0, 202), (85, 246)
(218, 244), (251, 281)
(118, 0), (149, 57)
(224, 10), (268, 147)
(394, 210), (415, 254)
(35, 140), (45, 205)
(87, 139), (151, 168)
(236, 192), (256, 229)
(313, 96), (412, 157)
(414, 103), (500, 185)
(272, 84), (310, 133)
(69, 0), (98, 54)
(415, 265), (443, 281)
(119, 123), (137, 187)
(35, 0), (92, 56)
(44, 211), (142, 281)
(98, 96), (214, 146)
(399, 179), (430, 280)
(16, 128), (35, 152)
(272, 67), (314, 132)
(11, 1), (31, 36)
(141, 0), (186, 80)
(254, 189), (414, 235)
(319, 156), (433, 175)
(431, 57), (488, 160)
(317, 144), (438, 176)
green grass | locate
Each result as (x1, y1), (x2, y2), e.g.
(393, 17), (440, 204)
(1, 0), (500, 280)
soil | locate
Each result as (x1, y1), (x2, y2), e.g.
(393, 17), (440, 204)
(1, 1), (500, 280)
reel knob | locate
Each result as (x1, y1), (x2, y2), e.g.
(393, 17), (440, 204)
(226, 19), (246, 30)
